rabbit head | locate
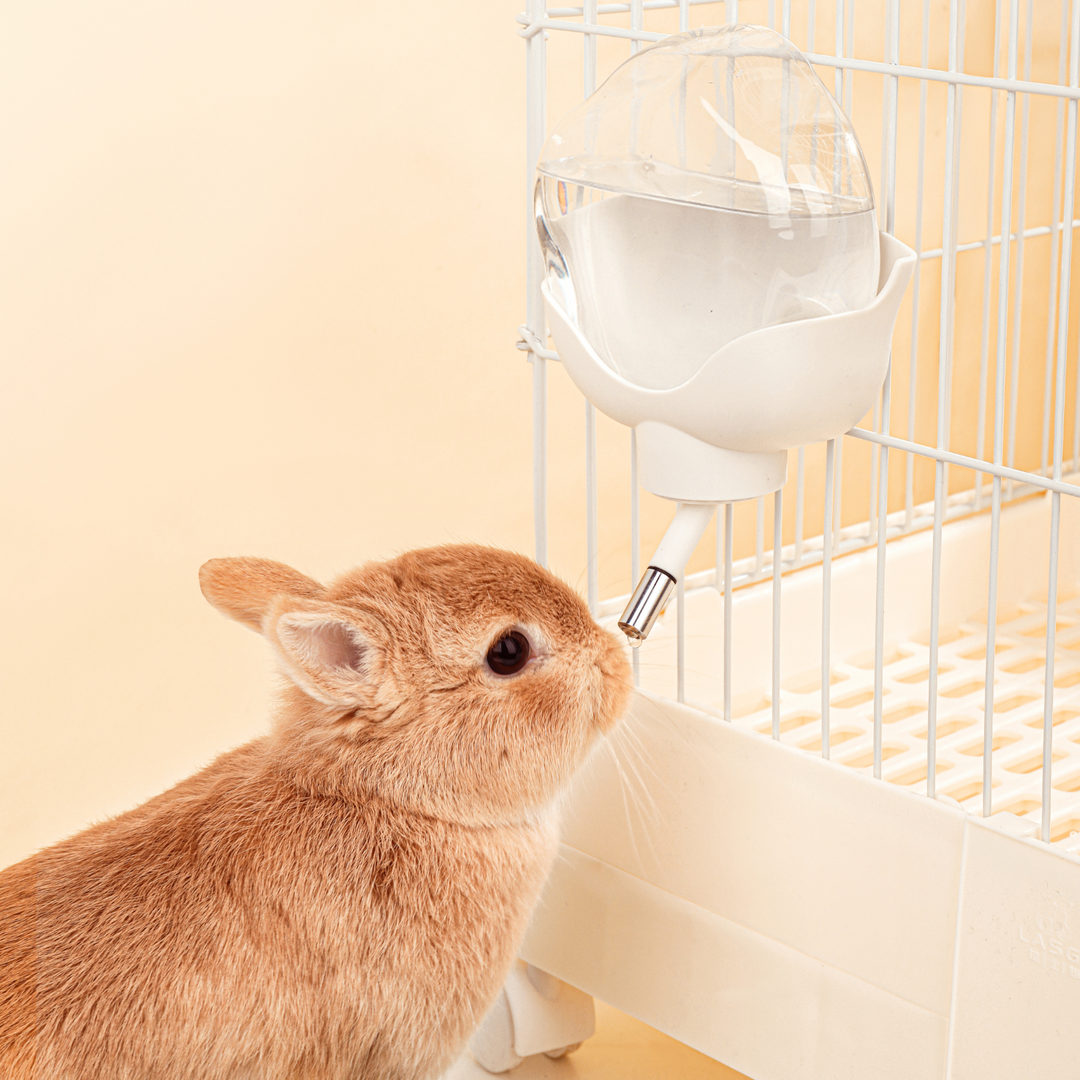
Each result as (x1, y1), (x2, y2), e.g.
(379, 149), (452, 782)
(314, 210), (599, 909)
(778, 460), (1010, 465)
(199, 546), (632, 827)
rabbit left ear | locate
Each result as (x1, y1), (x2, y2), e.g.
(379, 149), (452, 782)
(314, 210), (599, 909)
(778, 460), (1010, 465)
(199, 557), (324, 633)
(264, 601), (378, 708)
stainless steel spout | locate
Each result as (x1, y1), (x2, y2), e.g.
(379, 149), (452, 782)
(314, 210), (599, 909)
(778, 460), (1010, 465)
(618, 566), (677, 643)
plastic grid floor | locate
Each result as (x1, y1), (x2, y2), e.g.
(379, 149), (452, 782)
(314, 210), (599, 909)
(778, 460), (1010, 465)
(731, 593), (1080, 855)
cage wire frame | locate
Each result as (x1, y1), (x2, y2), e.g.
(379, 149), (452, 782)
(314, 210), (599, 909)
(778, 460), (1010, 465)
(517, 0), (1080, 845)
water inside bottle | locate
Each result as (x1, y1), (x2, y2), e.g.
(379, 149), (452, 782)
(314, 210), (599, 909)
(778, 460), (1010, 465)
(537, 168), (880, 392)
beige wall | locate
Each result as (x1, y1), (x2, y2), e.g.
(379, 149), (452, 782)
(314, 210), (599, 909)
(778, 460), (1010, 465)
(0, 1), (551, 868)
(3, 1), (1078, 870)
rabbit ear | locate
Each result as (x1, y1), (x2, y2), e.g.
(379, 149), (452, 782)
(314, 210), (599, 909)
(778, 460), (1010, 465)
(264, 602), (377, 708)
(199, 557), (324, 633)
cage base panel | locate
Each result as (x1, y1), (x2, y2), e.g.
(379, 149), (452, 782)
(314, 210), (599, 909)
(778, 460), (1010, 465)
(522, 691), (1080, 1079)
(522, 846), (948, 1080)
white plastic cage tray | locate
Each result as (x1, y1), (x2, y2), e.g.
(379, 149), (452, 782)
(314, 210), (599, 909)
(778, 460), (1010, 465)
(520, 491), (1080, 1080)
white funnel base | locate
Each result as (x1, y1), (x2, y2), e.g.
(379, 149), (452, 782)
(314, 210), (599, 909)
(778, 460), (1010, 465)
(637, 421), (788, 503)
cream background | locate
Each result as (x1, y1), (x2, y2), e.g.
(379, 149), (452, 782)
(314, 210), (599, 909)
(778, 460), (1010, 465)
(0, 0), (690, 871)
(0, 1), (551, 868)
(3, 0), (1078, 874)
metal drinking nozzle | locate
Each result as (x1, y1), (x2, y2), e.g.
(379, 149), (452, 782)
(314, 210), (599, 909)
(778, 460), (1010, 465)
(617, 502), (718, 645)
(618, 566), (677, 643)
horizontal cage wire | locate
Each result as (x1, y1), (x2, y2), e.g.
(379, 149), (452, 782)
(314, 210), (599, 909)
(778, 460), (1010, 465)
(520, 0), (1080, 849)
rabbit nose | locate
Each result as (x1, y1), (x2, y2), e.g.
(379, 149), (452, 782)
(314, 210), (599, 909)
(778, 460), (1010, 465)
(594, 633), (632, 684)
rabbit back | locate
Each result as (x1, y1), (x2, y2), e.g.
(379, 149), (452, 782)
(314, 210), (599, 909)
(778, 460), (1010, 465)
(0, 740), (558, 1080)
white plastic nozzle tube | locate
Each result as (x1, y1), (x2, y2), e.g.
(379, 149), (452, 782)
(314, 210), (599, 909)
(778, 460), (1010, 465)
(618, 502), (718, 644)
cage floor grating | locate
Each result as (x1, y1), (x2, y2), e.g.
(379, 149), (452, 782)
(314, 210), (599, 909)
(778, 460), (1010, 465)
(731, 593), (1080, 854)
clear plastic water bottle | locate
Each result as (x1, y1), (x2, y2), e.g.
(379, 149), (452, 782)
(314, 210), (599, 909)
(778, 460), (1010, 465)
(535, 25), (879, 392)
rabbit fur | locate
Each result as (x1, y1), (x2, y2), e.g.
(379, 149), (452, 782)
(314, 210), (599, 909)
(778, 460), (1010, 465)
(0, 545), (632, 1079)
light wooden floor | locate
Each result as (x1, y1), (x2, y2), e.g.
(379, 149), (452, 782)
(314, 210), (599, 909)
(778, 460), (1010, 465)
(447, 1001), (751, 1080)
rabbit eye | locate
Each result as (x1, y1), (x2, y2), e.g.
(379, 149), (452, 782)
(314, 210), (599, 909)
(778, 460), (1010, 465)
(486, 630), (531, 677)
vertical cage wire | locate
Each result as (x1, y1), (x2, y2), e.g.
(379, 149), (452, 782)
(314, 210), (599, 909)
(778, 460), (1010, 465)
(872, 0), (899, 781)
(583, 0), (599, 615)
(904, 0), (929, 529)
(755, 497), (765, 579)
(944, 1), (967, 476)
(832, 440), (844, 545)
(629, 0), (644, 686)
(974, 0), (1001, 513)
(982, 0), (1021, 821)
(1005, 0), (1035, 497)
(676, 573), (687, 703)
(630, 430), (641, 686)
(821, 438), (836, 759)
(1045, 1), (1071, 477)
(833, 0), (844, 106)
(520, 0), (1080, 841)
(525, 0), (548, 569)
(925, 0), (962, 803)
(868, 396), (881, 547)
(724, 501), (733, 723)
(1042, 0), (1080, 842)
(771, 487), (782, 739)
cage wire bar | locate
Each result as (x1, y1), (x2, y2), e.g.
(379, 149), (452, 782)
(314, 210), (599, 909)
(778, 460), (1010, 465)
(517, 0), (1080, 844)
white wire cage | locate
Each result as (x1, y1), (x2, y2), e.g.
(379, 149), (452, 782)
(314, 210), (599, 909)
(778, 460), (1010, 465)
(519, 0), (1080, 844)
(513, 1), (1080, 1075)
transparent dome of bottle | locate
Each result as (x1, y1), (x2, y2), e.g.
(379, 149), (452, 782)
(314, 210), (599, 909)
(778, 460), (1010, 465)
(536, 24), (879, 392)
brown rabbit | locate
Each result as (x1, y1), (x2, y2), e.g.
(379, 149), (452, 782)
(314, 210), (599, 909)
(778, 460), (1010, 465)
(0, 546), (631, 1080)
